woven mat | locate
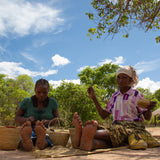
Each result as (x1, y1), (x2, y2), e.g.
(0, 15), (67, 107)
(33, 145), (128, 158)
(33, 137), (160, 158)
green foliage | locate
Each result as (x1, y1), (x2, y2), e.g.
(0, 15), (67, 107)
(155, 36), (160, 43)
(49, 82), (106, 128)
(15, 74), (34, 94)
(1, 70), (160, 128)
(0, 74), (34, 126)
(154, 88), (160, 101)
(152, 99), (160, 112)
(86, 0), (160, 43)
(137, 87), (154, 100)
(48, 63), (120, 127)
(137, 87), (160, 126)
(78, 63), (119, 98)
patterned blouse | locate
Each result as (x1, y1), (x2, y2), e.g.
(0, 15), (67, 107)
(105, 88), (146, 122)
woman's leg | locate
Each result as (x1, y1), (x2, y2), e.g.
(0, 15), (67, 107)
(94, 129), (112, 146)
(20, 121), (33, 151)
(80, 120), (108, 151)
(72, 112), (82, 148)
(92, 139), (109, 150)
(35, 120), (48, 150)
(73, 112), (110, 151)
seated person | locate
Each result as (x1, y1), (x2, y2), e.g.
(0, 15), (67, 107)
(15, 78), (59, 151)
(72, 65), (160, 151)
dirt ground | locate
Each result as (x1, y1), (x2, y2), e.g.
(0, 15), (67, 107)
(1, 127), (160, 160)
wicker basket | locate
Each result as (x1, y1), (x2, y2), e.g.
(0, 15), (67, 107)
(47, 129), (70, 147)
(46, 119), (70, 147)
(69, 128), (76, 148)
(0, 126), (21, 150)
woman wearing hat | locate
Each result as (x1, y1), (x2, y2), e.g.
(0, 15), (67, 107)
(72, 65), (160, 151)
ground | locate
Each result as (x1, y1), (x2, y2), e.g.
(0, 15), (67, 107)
(0, 127), (160, 160)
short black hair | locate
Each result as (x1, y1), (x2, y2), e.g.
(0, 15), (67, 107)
(35, 78), (49, 89)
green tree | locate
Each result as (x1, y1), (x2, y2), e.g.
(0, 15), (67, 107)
(136, 87), (154, 100)
(49, 81), (108, 128)
(9, 75), (34, 107)
(154, 88), (160, 101)
(0, 74), (34, 125)
(137, 87), (160, 126)
(86, 0), (160, 43)
(0, 76), (18, 125)
(78, 63), (119, 98)
(15, 74), (34, 94)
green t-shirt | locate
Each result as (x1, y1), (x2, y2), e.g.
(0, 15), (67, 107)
(19, 97), (59, 121)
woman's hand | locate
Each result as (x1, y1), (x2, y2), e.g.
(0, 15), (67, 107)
(41, 118), (59, 127)
(41, 120), (50, 126)
(143, 101), (157, 121)
(27, 116), (35, 124)
(87, 86), (96, 100)
(48, 118), (60, 126)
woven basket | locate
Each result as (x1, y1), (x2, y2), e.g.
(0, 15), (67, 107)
(69, 128), (76, 148)
(46, 119), (70, 147)
(47, 129), (70, 147)
(0, 126), (21, 150)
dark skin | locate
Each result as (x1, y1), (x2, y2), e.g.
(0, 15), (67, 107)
(87, 73), (156, 121)
(73, 74), (158, 151)
(81, 73), (156, 150)
(72, 73), (157, 151)
(15, 84), (59, 126)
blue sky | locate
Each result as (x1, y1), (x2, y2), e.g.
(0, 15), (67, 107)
(0, 0), (160, 93)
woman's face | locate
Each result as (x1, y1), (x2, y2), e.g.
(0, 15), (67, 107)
(117, 73), (132, 88)
(35, 84), (49, 102)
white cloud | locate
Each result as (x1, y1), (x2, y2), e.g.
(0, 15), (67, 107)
(78, 56), (125, 72)
(134, 59), (160, 75)
(49, 79), (80, 88)
(0, 45), (7, 54)
(77, 65), (95, 72)
(0, 61), (58, 78)
(51, 54), (70, 67)
(33, 39), (49, 48)
(49, 77), (160, 93)
(114, 56), (125, 65)
(98, 56), (125, 66)
(136, 77), (160, 93)
(0, 0), (64, 37)
(21, 52), (38, 63)
(38, 70), (58, 77)
(79, 57), (160, 76)
(98, 59), (112, 65)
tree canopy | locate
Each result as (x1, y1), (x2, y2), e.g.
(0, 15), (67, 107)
(49, 82), (106, 127)
(78, 63), (119, 98)
(0, 74), (34, 125)
(86, 0), (160, 43)
(154, 88), (160, 101)
(1, 71), (160, 126)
